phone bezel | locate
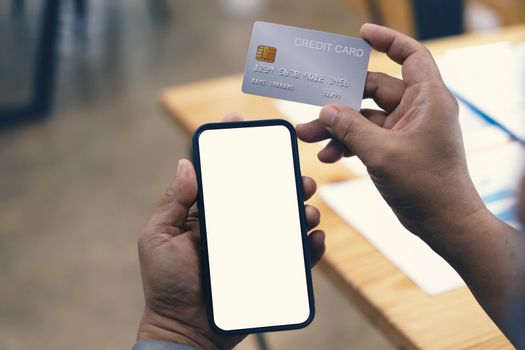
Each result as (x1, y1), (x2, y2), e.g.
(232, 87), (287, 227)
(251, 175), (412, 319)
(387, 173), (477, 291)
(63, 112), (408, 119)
(192, 119), (315, 335)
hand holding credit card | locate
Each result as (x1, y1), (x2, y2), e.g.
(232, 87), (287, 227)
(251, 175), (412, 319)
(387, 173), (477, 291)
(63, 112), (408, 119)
(242, 21), (371, 108)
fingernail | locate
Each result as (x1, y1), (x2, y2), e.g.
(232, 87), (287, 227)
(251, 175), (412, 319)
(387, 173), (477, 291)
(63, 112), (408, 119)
(320, 106), (338, 127)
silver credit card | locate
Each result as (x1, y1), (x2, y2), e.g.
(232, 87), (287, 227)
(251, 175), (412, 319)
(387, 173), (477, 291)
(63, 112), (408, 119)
(242, 21), (371, 108)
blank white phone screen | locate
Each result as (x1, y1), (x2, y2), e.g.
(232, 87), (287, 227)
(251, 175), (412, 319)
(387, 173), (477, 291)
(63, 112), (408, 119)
(198, 125), (311, 331)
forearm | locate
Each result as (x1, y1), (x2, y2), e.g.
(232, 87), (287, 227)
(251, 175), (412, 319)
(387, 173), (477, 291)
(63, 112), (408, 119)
(425, 207), (525, 347)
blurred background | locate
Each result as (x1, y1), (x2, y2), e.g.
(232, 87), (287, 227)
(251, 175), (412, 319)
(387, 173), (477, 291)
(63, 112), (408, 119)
(1, 1), (524, 349)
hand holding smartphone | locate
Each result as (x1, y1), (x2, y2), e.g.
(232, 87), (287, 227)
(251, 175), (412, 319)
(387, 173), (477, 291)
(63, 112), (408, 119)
(193, 119), (315, 334)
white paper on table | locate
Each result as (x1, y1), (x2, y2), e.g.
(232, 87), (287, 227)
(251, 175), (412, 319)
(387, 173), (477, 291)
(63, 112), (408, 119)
(320, 178), (466, 295)
(467, 141), (525, 229)
(459, 100), (510, 152)
(437, 42), (525, 141)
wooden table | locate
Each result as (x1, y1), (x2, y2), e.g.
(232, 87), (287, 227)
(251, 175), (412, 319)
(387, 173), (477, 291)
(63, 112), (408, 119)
(161, 24), (525, 349)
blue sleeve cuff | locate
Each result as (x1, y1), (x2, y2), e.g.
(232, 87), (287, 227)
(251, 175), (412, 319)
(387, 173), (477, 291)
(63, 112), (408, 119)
(132, 340), (197, 350)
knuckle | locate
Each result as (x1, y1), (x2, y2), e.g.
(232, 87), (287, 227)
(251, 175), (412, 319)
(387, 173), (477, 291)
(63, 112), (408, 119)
(426, 82), (460, 118)
(376, 72), (389, 83)
(420, 44), (432, 58)
(335, 110), (357, 145)
(339, 124), (353, 146)
(367, 71), (382, 86)
(427, 80), (445, 90)
(162, 187), (176, 202)
(156, 189), (175, 209)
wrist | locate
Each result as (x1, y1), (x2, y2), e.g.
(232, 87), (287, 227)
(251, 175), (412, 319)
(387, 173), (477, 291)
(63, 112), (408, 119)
(420, 202), (495, 263)
(414, 176), (488, 249)
(137, 308), (221, 350)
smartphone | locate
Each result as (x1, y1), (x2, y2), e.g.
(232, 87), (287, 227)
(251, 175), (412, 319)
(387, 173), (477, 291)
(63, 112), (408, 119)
(192, 119), (314, 335)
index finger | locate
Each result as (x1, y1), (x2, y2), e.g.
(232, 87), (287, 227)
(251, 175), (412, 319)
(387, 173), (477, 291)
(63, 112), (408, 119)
(360, 23), (442, 85)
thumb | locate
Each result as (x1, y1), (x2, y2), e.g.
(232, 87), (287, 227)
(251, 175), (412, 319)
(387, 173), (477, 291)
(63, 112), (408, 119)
(149, 159), (198, 228)
(319, 104), (384, 161)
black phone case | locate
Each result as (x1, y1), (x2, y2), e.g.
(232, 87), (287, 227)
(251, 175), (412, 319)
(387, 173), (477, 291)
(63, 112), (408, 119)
(192, 119), (315, 335)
